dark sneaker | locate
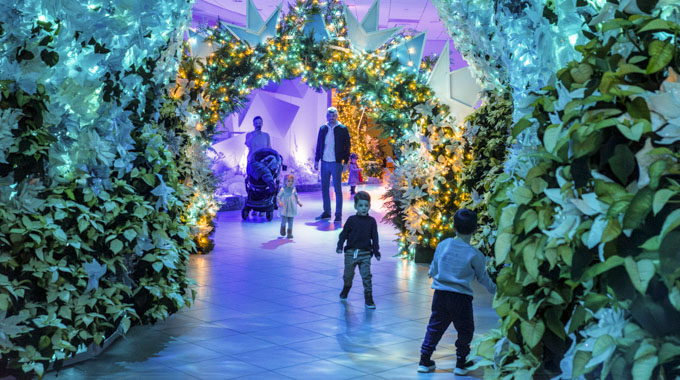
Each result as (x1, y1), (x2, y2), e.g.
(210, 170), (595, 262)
(315, 213), (331, 220)
(454, 359), (473, 375)
(364, 292), (376, 309)
(417, 355), (436, 373)
(334, 215), (342, 223)
(280, 225), (286, 236)
(287, 233), (293, 239)
(339, 286), (351, 300)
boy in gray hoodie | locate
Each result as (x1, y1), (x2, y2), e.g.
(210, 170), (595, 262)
(417, 209), (496, 375)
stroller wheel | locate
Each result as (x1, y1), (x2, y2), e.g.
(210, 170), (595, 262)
(266, 211), (273, 221)
(241, 207), (250, 220)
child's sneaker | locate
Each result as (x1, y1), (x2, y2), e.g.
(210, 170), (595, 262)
(280, 225), (286, 236)
(417, 354), (435, 373)
(364, 292), (376, 309)
(287, 233), (293, 239)
(339, 286), (350, 300)
(454, 358), (473, 375)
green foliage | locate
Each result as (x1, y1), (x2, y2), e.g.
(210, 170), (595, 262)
(479, 7), (680, 379)
(459, 91), (514, 256)
(0, 3), (195, 377)
(165, 54), (222, 254)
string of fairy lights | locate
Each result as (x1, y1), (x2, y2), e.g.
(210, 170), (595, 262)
(180, 0), (471, 258)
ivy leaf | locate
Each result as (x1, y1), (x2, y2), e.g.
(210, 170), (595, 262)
(53, 228), (68, 243)
(523, 243), (539, 279)
(658, 232), (680, 276)
(601, 218), (622, 243)
(568, 305), (588, 334)
(495, 232), (513, 264)
(527, 298), (545, 320)
(582, 256), (624, 281)
(39, 50), (59, 67)
(624, 257), (655, 294)
(109, 239), (123, 254)
(659, 209), (680, 241)
(632, 342), (658, 380)
(626, 97), (650, 121)
(572, 350), (593, 378)
(646, 40), (673, 74)
(570, 63), (594, 84)
(543, 124), (563, 153)
(520, 319), (545, 348)
(639, 18), (670, 33)
(608, 144), (635, 184)
(659, 342), (680, 364)
(123, 229), (137, 241)
(623, 187), (653, 229)
(152, 261), (163, 272)
(653, 189), (676, 215)
(512, 118), (532, 138)
(669, 286), (680, 315)
(512, 187), (533, 205)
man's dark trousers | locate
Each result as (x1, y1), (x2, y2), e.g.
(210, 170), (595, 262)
(320, 160), (343, 217)
(420, 290), (474, 360)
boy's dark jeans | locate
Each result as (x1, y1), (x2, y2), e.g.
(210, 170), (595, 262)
(420, 290), (474, 360)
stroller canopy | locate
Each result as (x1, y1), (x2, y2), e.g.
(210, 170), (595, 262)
(246, 148), (282, 194)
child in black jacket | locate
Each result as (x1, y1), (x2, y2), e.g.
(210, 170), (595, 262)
(336, 191), (380, 308)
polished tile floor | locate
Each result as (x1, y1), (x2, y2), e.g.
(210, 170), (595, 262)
(46, 185), (497, 379)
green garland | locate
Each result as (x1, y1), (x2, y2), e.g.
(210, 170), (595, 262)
(189, 0), (472, 260)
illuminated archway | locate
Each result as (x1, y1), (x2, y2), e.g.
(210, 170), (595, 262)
(181, 0), (471, 258)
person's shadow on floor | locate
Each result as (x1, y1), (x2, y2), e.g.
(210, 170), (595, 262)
(305, 220), (343, 231)
(261, 238), (293, 250)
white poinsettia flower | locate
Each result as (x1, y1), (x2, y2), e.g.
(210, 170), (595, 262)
(404, 207), (428, 235)
(570, 192), (607, 216)
(589, 2), (617, 26)
(647, 80), (680, 119)
(635, 138), (666, 188)
(645, 77), (680, 144)
(586, 307), (627, 339)
(401, 184), (428, 203)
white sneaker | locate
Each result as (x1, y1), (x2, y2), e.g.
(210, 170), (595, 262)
(454, 367), (468, 375)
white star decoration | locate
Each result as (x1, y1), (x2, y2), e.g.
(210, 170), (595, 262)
(222, 0), (281, 46)
(302, 13), (331, 43)
(343, 0), (401, 52)
(387, 31), (426, 74)
(427, 41), (482, 122)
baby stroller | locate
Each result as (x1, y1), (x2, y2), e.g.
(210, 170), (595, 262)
(242, 148), (283, 221)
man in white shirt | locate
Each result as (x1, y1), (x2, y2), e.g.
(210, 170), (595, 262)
(313, 107), (351, 223)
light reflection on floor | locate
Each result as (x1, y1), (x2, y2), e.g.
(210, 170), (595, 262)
(46, 184), (497, 379)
